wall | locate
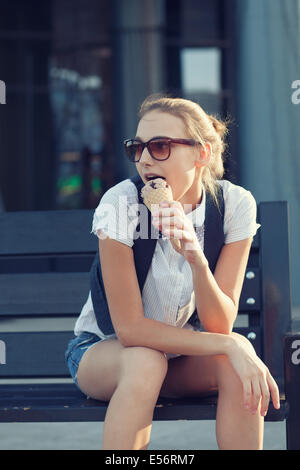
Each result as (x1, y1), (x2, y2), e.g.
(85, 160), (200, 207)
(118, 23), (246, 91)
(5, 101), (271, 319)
(235, 0), (300, 307)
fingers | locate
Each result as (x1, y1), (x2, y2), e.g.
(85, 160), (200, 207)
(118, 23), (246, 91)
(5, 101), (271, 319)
(243, 376), (269, 417)
(152, 207), (193, 240)
(266, 370), (281, 410)
(152, 203), (193, 230)
(152, 202), (201, 259)
(152, 216), (186, 237)
(258, 374), (270, 417)
(163, 226), (193, 241)
(152, 203), (183, 224)
(251, 376), (262, 415)
(161, 217), (186, 232)
(242, 370), (279, 417)
(243, 379), (252, 411)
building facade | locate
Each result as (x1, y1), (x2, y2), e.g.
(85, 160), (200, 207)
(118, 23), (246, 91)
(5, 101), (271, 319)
(1, 0), (300, 308)
(0, 0), (236, 211)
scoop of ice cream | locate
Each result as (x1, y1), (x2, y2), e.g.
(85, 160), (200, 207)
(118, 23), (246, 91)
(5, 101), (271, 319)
(141, 178), (173, 212)
(141, 177), (181, 249)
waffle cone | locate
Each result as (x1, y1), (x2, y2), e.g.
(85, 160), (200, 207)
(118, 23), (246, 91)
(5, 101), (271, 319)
(143, 187), (173, 212)
(141, 179), (181, 249)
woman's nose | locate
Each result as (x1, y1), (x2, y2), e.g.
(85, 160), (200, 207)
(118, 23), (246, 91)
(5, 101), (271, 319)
(139, 145), (152, 164)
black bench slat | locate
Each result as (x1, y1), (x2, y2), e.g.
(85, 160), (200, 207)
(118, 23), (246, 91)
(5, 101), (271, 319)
(0, 272), (260, 317)
(0, 210), (95, 255)
(0, 383), (288, 423)
(0, 273), (89, 316)
(0, 332), (74, 377)
(0, 254), (95, 275)
(0, 210), (257, 257)
(0, 328), (260, 378)
(0, 383), (81, 399)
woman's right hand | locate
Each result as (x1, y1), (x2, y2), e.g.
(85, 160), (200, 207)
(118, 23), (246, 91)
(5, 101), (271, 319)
(227, 333), (280, 417)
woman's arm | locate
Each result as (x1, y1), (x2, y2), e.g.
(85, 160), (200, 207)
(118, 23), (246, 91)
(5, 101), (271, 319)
(151, 200), (253, 335)
(99, 236), (232, 356)
(190, 237), (253, 334)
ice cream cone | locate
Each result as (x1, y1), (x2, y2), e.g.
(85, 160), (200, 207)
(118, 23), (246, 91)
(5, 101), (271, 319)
(141, 178), (181, 250)
(141, 178), (173, 212)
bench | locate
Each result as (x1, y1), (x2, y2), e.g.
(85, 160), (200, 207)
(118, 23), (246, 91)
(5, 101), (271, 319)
(0, 202), (299, 450)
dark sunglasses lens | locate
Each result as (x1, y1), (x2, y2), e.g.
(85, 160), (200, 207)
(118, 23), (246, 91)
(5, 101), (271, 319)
(149, 140), (170, 160)
(125, 141), (142, 161)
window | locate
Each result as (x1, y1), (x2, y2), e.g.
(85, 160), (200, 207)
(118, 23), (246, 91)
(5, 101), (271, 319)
(0, 0), (114, 211)
(165, 0), (237, 181)
(49, 47), (113, 209)
(181, 47), (222, 115)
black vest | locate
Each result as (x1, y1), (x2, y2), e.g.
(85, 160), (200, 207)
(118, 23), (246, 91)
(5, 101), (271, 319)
(90, 174), (225, 335)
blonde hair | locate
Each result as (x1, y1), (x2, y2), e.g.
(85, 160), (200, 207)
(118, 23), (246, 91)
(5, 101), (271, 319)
(138, 94), (231, 207)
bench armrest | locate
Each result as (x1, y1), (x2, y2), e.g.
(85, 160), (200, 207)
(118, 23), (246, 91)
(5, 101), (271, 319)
(284, 332), (300, 450)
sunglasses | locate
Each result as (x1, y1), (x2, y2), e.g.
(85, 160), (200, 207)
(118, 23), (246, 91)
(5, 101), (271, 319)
(124, 137), (201, 162)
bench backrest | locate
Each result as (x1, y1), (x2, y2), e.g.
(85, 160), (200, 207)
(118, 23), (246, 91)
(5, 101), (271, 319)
(0, 203), (291, 389)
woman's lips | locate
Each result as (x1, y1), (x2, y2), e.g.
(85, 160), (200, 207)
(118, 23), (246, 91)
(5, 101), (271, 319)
(141, 177), (170, 194)
(144, 174), (165, 182)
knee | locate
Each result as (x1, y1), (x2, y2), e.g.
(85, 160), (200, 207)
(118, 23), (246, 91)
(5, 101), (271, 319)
(119, 346), (168, 397)
(216, 332), (256, 387)
(215, 355), (243, 394)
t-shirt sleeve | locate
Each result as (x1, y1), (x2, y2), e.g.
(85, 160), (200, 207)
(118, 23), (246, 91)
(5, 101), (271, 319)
(90, 181), (139, 248)
(223, 184), (261, 244)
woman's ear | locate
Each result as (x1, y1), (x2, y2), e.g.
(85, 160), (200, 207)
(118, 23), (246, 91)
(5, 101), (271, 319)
(195, 142), (212, 167)
(201, 142), (212, 161)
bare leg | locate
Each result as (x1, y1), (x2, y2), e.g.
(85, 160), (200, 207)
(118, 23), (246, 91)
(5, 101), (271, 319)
(215, 355), (264, 450)
(160, 348), (264, 449)
(76, 339), (168, 450)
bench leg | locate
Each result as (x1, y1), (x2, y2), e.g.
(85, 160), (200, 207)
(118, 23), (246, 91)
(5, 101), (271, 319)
(284, 333), (300, 450)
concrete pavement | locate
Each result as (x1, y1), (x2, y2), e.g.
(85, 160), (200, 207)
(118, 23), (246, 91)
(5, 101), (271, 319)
(0, 420), (286, 450)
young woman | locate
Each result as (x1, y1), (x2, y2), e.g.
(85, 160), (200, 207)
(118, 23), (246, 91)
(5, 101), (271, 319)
(65, 95), (280, 450)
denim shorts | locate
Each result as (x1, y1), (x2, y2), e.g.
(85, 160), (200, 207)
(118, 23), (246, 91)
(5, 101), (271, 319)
(65, 331), (105, 392)
(65, 328), (198, 393)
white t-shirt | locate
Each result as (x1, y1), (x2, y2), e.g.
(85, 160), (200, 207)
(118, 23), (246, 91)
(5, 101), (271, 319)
(74, 178), (260, 344)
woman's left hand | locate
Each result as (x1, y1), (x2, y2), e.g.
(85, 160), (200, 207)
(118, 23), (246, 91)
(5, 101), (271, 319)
(151, 200), (206, 266)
